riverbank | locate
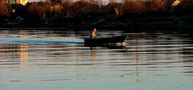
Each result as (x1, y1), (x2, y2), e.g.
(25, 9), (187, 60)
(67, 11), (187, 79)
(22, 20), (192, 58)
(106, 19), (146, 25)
(1, 15), (193, 32)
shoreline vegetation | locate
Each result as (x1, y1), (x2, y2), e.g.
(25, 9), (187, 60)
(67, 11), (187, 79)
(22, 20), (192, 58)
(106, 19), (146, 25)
(0, 0), (193, 30)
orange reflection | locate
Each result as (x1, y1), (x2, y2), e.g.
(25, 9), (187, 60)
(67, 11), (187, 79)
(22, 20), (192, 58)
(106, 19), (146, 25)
(19, 30), (29, 68)
(19, 30), (28, 35)
(19, 44), (29, 68)
(91, 47), (96, 64)
(134, 34), (140, 84)
(135, 35), (140, 64)
(76, 48), (80, 62)
(20, 44), (29, 61)
(20, 44), (29, 68)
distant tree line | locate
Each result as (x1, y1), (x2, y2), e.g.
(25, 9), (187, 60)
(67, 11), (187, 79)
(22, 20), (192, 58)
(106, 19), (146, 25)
(0, 0), (193, 24)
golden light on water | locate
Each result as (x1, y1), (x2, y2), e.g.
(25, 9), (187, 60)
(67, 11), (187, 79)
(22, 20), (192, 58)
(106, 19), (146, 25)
(91, 47), (96, 64)
(20, 44), (29, 60)
(172, 0), (181, 7)
(19, 30), (29, 68)
(19, 30), (28, 61)
(19, 44), (29, 68)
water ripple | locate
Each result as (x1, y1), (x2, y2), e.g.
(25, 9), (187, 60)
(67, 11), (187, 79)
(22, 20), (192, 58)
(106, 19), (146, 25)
(1, 29), (193, 90)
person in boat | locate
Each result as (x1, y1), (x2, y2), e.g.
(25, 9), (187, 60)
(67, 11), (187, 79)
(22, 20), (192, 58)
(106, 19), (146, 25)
(89, 27), (97, 39)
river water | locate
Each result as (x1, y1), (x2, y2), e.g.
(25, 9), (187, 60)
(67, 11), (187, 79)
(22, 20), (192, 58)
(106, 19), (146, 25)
(0, 29), (193, 90)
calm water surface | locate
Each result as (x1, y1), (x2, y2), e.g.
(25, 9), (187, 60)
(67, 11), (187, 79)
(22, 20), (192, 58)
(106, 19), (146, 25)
(0, 29), (193, 90)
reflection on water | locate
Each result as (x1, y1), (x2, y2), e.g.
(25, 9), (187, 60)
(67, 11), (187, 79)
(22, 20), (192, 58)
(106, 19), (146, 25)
(0, 29), (193, 90)
(20, 44), (29, 68)
(91, 47), (96, 64)
(19, 30), (29, 68)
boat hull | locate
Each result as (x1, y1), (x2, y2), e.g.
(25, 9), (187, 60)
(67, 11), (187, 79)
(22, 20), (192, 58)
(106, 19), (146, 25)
(84, 35), (127, 46)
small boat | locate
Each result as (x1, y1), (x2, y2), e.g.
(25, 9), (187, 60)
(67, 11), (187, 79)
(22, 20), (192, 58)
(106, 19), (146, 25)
(84, 35), (127, 46)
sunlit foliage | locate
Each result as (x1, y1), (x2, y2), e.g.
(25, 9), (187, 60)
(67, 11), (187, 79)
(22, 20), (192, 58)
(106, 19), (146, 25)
(62, 0), (73, 17)
(71, 0), (99, 17)
(0, 2), (10, 18)
(4, 0), (193, 23)
(123, 0), (146, 14)
(104, 2), (123, 16)
(27, 2), (51, 22)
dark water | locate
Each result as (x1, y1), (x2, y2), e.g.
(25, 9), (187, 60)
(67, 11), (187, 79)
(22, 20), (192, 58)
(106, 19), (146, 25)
(0, 29), (193, 90)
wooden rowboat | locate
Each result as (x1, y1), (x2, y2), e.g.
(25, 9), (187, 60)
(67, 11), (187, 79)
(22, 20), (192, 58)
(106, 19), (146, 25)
(84, 35), (127, 46)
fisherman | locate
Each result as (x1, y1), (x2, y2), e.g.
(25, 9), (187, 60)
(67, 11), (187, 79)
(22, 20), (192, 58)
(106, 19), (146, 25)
(89, 27), (97, 38)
